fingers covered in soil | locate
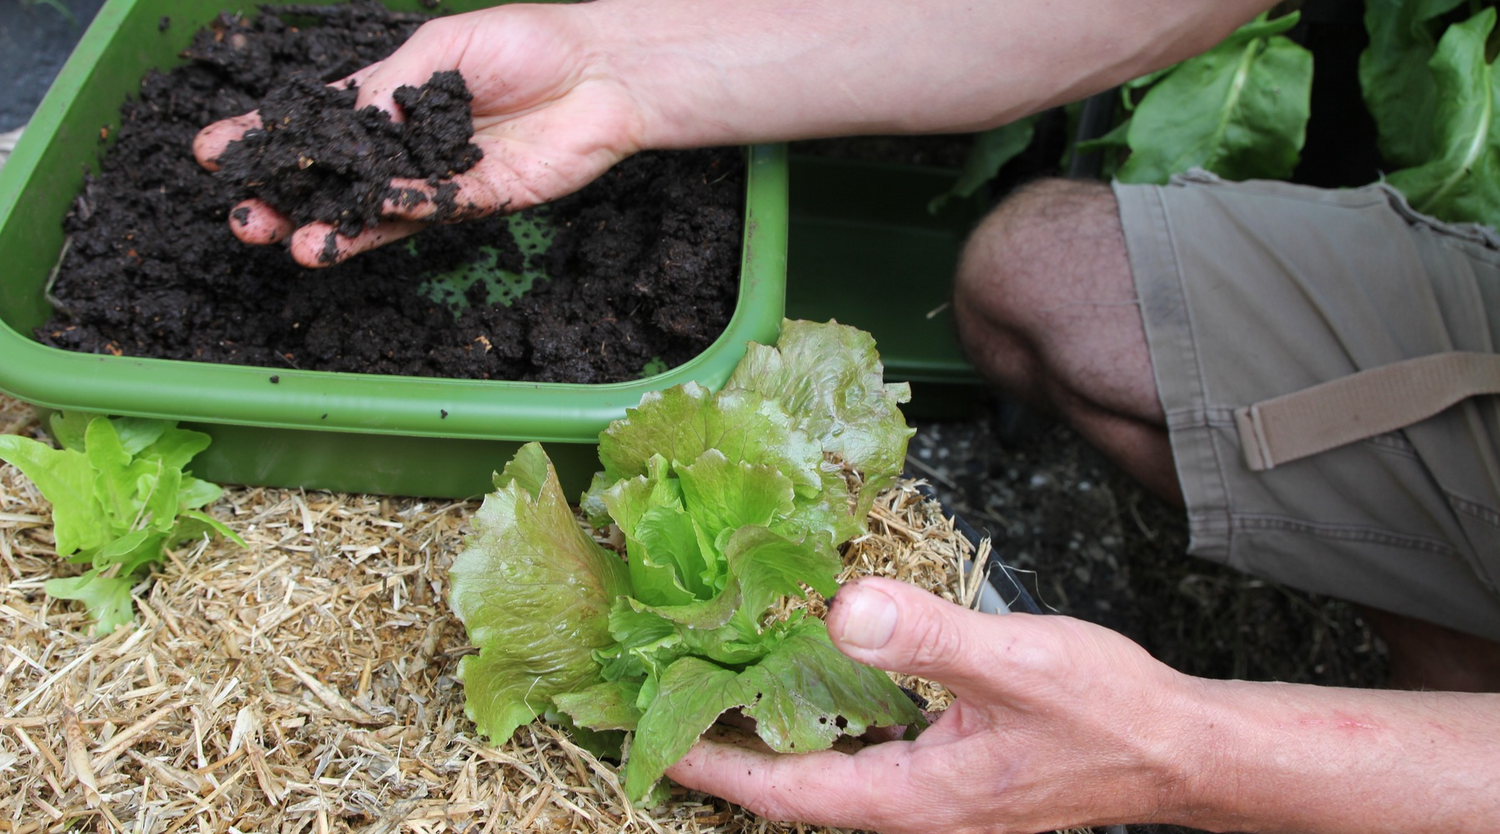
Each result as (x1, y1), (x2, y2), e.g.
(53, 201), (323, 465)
(290, 217), (428, 268)
(384, 175), (506, 224)
(193, 112), (263, 172)
(212, 68), (482, 239)
(229, 199), (293, 245)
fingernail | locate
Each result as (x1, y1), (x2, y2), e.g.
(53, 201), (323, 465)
(837, 586), (897, 650)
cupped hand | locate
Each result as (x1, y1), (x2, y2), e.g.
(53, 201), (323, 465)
(665, 577), (1209, 834)
(194, 3), (642, 267)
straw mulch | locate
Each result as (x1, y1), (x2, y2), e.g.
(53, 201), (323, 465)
(0, 394), (1001, 834)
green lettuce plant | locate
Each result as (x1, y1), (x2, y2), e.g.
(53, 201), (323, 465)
(449, 320), (927, 805)
(0, 412), (243, 633)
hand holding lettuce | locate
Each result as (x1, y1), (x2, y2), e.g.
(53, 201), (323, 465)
(449, 320), (928, 805)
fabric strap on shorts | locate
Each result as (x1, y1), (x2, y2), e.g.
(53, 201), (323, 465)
(1235, 351), (1500, 471)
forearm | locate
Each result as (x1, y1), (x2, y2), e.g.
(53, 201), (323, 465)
(1168, 678), (1500, 833)
(581, 0), (1282, 148)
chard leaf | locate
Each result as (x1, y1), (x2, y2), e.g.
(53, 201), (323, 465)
(1361, 0), (1469, 168)
(625, 618), (924, 805)
(1385, 7), (1500, 227)
(1114, 13), (1311, 183)
(928, 117), (1037, 213)
(728, 319), (915, 523)
(0, 434), (111, 555)
(449, 442), (631, 743)
(45, 569), (137, 635)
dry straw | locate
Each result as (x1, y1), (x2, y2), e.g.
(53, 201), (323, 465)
(0, 394), (1016, 834)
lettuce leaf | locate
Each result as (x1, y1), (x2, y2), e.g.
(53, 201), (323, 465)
(449, 443), (631, 743)
(452, 320), (924, 805)
(727, 318), (915, 525)
(0, 413), (240, 633)
(624, 618), (924, 802)
(1360, 0), (1470, 170)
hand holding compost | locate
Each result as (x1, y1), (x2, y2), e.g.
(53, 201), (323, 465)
(210, 68), (484, 257)
(448, 320), (928, 805)
(47, 2), (742, 384)
(195, 1), (643, 267)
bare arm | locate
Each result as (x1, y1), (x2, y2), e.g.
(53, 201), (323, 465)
(664, 578), (1500, 833)
(196, 0), (1280, 266)
(596, 0), (1283, 145)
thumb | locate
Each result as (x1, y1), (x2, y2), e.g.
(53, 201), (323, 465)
(827, 576), (1014, 697)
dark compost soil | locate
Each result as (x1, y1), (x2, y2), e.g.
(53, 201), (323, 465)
(39, 1), (744, 383)
(214, 68), (483, 242)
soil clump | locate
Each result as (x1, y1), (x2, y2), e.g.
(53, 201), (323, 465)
(40, 1), (743, 383)
(214, 68), (482, 240)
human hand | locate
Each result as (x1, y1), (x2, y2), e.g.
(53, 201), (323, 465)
(193, 3), (641, 267)
(665, 577), (1205, 833)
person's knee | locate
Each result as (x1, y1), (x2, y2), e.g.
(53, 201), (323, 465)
(956, 178), (1116, 329)
(953, 177), (1119, 392)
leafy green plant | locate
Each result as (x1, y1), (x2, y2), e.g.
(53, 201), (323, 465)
(928, 116), (1037, 212)
(449, 320), (927, 805)
(1369, 3), (1500, 224)
(959, 1), (1500, 229)
(0, 412), (243, 633)
(1084, 12), (1313, 184)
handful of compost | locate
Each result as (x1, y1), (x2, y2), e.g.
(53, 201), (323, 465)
(215, 69), (481, 244)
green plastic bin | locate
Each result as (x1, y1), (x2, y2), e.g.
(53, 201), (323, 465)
(785, 154), (989, 417)
(0, 0), (787, 498)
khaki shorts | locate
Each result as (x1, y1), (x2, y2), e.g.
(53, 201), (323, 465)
(1115, 171), (1500, 641)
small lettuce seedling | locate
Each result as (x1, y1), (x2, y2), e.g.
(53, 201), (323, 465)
(449, 320), (927, 805)
(0, 412), (244, 633)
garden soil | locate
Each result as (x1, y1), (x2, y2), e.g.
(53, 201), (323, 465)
(39, 2), (744, 383)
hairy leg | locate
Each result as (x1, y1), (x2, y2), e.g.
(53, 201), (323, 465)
(953, 178), (1181, 504)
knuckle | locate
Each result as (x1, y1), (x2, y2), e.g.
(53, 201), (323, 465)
(898, 607), (968, 671)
